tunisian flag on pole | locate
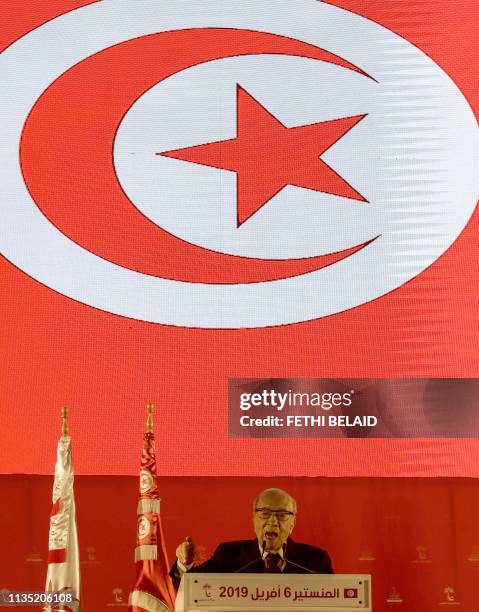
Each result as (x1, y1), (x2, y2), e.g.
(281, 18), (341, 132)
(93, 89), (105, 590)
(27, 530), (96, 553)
(44, 408), (81, 611)
(129, 404), (175, 612)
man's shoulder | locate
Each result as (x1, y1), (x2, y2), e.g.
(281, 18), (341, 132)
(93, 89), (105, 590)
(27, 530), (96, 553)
(287, 540), (333, 573)
(290, 541), (329, 556)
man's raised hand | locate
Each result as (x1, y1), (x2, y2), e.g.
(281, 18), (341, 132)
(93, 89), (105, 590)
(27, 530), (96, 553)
(176, 536), (197, 566)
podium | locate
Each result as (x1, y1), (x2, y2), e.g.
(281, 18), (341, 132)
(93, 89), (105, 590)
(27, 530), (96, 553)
(175, 573), (372, 611)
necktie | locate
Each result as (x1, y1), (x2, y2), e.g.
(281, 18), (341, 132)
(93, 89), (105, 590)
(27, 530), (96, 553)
(264, 553), (282, 573)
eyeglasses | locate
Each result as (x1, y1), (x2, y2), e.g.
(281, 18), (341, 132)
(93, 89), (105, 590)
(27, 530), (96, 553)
(255, 508), (295, 522)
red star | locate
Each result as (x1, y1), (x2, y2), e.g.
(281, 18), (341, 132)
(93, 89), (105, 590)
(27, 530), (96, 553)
(158, 85), (367, 226)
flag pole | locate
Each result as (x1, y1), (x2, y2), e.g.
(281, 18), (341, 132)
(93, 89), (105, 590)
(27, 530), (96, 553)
(146, 402), (154, 433)
(129, 401), (175, 611)
(61, 406), (69, 436)
(44, 405), (81, 611)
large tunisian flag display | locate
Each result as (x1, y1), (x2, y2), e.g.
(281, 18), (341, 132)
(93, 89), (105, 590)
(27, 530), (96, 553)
(0, 0), (478, 477)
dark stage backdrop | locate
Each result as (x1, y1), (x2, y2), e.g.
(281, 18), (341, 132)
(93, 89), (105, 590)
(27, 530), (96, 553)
(1, 476), (478, 611)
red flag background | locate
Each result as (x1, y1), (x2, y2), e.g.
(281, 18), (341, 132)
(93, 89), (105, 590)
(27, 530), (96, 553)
(0, 0), (478, 477)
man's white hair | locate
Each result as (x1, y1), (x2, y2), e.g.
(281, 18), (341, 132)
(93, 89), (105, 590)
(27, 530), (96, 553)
(253, 488), (297, 513)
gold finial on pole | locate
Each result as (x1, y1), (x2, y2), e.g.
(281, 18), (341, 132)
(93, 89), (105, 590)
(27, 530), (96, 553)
(61, 406), (69, 436)
(146, 403), (154, 432)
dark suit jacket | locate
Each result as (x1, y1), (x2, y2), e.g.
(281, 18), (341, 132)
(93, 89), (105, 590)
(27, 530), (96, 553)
(170, 539), (333, 590)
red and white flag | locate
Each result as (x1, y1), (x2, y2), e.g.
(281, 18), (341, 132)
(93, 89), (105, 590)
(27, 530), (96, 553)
(129, 430), (176, 612)
(44, 435), (80, 611)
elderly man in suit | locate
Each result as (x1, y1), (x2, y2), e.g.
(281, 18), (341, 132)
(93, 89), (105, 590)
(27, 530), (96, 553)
(170, 487), (333, 588)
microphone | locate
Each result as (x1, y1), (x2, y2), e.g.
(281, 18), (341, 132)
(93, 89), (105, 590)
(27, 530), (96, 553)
(234, 540), (266, 573)
(283, 543), (314, 574)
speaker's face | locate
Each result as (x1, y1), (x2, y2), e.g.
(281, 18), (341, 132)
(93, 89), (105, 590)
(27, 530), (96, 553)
(253, 490), (296, 552)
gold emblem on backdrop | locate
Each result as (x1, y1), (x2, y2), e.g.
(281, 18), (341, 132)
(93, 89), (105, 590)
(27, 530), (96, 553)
(81, 545), (101, 565)
(106, 587), (128, 607)
(386, 587), (403, 604)
(25, 546), (43, 562)
(412, 545), (432, 564)
(439, 587), (461, 606)
(358, 548), (375, 561)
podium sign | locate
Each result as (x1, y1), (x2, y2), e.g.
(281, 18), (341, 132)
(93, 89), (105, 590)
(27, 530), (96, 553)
(175, 574), (371, 612)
